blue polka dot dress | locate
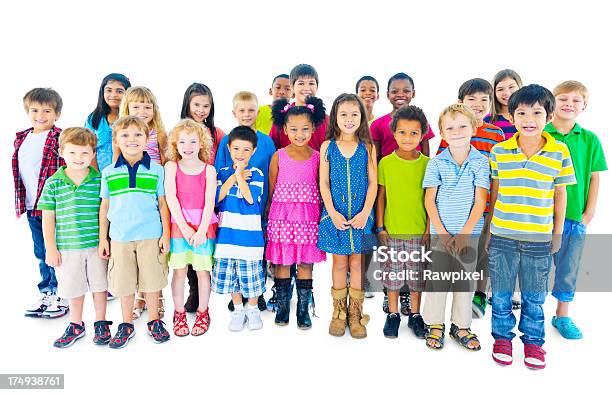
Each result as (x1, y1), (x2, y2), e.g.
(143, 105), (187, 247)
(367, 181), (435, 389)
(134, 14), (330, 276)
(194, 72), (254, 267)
(317, 139), (375, 255)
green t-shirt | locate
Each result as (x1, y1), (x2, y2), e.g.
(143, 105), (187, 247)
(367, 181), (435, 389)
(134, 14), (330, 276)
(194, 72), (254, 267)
(378, 151), (429, 235)
(37, 166), (101, 250)
(255, 105), (273, 135)
(544, 122), (607, 222)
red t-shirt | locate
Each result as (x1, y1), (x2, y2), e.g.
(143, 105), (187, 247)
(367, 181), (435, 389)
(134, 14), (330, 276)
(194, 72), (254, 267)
(370, 113), (435, 157)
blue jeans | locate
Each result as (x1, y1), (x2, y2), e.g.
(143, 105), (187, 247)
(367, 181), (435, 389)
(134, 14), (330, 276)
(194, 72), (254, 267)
(26, 211), (57, 294)
(489, 235), (552, 346)
(552, 219), (586, 302)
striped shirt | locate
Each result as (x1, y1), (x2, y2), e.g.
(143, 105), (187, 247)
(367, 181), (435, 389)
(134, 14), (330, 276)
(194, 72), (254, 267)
(490, 132), (577, 241)
(484, 114), (517, 140)
(423, 146), (490, 235)
(100, 152), (165, 242)
(214, 165), (265, 260)
(37, 166), (101, 250)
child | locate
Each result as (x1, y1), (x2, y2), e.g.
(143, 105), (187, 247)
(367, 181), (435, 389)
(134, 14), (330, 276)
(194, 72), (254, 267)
(215, 91), (277, 313)
(269, 64), (329, 150)
(422, 103), (489, 351)
(376, 105), (430, 339)
(356, 76), (379, 124)
(370, 73), (435, 159)
(85, 73), (131, 171)
(165, 119), (217, 337)
(488, 84), (576, 369)
(38, 127), (111, 348)
(319, 93), (377, 339)
(255, 74), (292, 134)
(484, 69), (523, 140)
(212, 126), (266, 331)
(180, 82), (226, 164)
(14, 88), (68, 319)
(437, 78), (505, 318)
(98, 116), (171, 348)
(544, 81), (607, 339)
(267, 96), (327, 328)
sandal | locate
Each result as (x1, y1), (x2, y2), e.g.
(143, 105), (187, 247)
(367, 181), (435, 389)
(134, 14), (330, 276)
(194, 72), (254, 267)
(158, 296), (165, 318)
(173, 310), (189, 337)
(192, 308), (211, 336)
(449, 323), (481, 351)
(551, 316), (583, 339)
(426, 323), (445, 350)
(132, 296), (147, 320)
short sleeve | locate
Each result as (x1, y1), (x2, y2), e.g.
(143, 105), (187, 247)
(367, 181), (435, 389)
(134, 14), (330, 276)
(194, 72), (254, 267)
(100, 170), (110, 199)
(490, 149), (499, 179)
(591, 134), (608, 172)
(474, 158), (491, 190)
(422, 159), (441, 188)
(156, 166), (165, 197)
(214, 135), (230, 171)
(555, 144), (577, 186)
(437, 140), (449, 155)
(248, 167), (265, 203)
(370, 119), (381, 143)
(36, 179), (56, 211)
(423, 124), (436, 140)
(377, 157), (387, 186)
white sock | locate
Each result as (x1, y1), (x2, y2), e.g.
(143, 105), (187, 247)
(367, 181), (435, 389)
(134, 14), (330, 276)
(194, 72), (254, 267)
(246, 303), (258, 310)
(234, 303), (244, 311)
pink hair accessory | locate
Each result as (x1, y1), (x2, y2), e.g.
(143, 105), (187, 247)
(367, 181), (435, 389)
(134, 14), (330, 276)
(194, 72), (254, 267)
(306, 104), (315, 112)
(281, 103), (292, 113)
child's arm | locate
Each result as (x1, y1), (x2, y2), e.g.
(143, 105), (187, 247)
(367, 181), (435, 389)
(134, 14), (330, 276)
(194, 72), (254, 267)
(158, 131), (168, 165)
(349, 144), (378, 229)
(191, 165), (217, 247)
(551, 185), (568, 254)
(455, 186), (487, 255)
(266, 151), (280, 217)
(158, 195), (171, 253)
(375, 185), (389, 245)
(42, 210), (61, 267)
(319, 141), (348, 230)
(425, 187), (452, 252)
(235, 162), (254, 205)
(582, 172), (600, 225)
(98, 198), (111, 259)
(420, 139), (430, 157)
(217, 172), (237, 203)
(164, 162), (195, 242)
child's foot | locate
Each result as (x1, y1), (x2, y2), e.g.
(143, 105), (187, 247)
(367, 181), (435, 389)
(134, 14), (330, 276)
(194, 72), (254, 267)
(524, 344), (546, 369)
(106, 292), (116, 301)
(173, 310), (189, 337)
(266, 286), (278, 312)
(109, 323), (135, 349)
(449, 324), (481, 351)
(552, 316), (583, 339)
(132, 297), (146, 320)
(364, 278), (374, 299)
(381, 293), (389, 314)
(192, 308), (210, 336)
(399, 292), (411, 316)
(147, 319), (170, 344)
(246, 306), (263, 330)
(257, 295), (267, 312)
(229, 308), (246, 331)
(42, 295), (69, 319)
(425, 324), (445, 350)
(53, 322), (85, 348)
(512, 292), (521, 310)
(383, 313), (401, 338)
(407, 313), (427, 339)
(25, 292), (53, 317)
(93, 320), (113, 345)
(472, 291), (487, 319)
(492, 339), (513, 365)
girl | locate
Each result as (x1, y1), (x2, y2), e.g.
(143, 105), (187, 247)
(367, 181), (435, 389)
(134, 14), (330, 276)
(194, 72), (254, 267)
(267, 97), (327, 329)
(85, 73), (131, 171)
(318, 93), (377, 339)
(165, 119), (217, 336)
(484, 69), (523, 140)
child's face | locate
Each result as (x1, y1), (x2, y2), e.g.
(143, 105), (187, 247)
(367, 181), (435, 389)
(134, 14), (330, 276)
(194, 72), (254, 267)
(128, 101), (154, 126)
(387, 79), (414, 110)
(189, 94), (211, 123)
(229, 139), (255, 166)
(293, 76), (318, 104)
(115, 125), (147, 158)
(284, 114), (314, 147)
(511, 103), (551, 138)
(270, 77), (292, 101)
(176, 130), (201, 160)
(393, 119), (422, 152)
(440, 113), (476, 149)
(495, 77), (520, 108)
(554, 91), (586, 122)
(232, 100), (258, 128)
(103, 80), (126, 110)
(61, 143), (94, 171)
(336, 101), (362, 135)
(460, 91), (491, 121)
(28, 101), (59, 133)
(357, 80), (379, 108)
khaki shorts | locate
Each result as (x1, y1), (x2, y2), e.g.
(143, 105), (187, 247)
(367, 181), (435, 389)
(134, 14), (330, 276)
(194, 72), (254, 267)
(56, 247), (108, 299)
(108, 239), (168, 297)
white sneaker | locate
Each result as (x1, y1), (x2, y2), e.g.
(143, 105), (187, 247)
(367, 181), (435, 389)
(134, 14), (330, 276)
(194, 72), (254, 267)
(246, 306), (263, 330)
(42, 295), (69, 318)
(229, 308), (246, 331)
(25, 292), (53, 317)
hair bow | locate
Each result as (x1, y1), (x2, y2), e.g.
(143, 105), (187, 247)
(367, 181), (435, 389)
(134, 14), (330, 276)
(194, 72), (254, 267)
(281, 103), (292, 113)
(306, 104), (315, 112)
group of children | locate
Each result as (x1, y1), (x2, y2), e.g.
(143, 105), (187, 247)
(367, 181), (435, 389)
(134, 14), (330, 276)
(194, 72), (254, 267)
(13, 64), (606, 370)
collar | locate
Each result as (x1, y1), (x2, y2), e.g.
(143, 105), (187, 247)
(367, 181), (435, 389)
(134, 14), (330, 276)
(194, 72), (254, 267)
(51, 166), (100, 186)
(437, 145), (481, 164)
(115, 151), (151, 169)
(544, 122), (582, 135)
(500, 131), (557, 151)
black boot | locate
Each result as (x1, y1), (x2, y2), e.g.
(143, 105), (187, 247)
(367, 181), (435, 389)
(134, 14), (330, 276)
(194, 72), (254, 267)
(296, 279), (313, 329)
(274, 278), (291, 326)
(184, 265), (199, 313)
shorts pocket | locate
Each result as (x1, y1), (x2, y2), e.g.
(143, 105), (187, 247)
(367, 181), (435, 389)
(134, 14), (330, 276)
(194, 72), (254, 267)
(107, 258), (115, 289)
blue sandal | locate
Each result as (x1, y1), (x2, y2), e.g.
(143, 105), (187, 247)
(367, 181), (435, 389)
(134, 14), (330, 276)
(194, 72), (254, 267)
(552, 316), (583, 339)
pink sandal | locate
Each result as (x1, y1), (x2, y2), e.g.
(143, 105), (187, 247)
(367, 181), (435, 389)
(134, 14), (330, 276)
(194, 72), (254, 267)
(191, 308), (210, 336)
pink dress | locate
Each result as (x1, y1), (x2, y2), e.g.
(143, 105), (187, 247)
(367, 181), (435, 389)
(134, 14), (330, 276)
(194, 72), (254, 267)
(266, 148), (327, 265)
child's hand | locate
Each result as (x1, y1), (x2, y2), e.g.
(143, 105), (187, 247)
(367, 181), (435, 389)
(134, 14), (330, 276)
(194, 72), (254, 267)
(453, 234), (471, 258)
(46, 247), (61, 267)
(234, 162), (247, 177)
(483, 232), (492, 253)
(159, 235), (170, 254)
(377, 230), (390, 247)
(439, 233), (455, 255)
(330, 210), (349, 231)
(99, 239), (111, 259)
(582, 210), (594, 226)
(551, 234), (562, 254)
(421, 233), (431, 251)
(190, 229), (207, 247)
(241, 169), (252, 180)
(181, 225), (196, 243)
(347, 211), (370, 229)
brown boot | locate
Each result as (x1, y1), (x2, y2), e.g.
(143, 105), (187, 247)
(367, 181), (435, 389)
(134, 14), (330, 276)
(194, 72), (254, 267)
(329, 287), (348, 337)
(348, 287), (370, 339)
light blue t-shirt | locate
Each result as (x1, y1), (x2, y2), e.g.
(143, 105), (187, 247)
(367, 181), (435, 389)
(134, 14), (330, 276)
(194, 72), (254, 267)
(85, 115), (113, 171)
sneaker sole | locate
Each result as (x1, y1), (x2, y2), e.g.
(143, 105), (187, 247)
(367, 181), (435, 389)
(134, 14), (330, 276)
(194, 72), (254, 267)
(524, 360), (545, 370)
(42, 309), (69, 319)
(93, 338), (111, 345)
(24, 311), (45, 318)
(472, 304), (485, 319)
(384, 334), (399, 339)
(54, 330), (85, 349)
(492, 354), (513, 366)
(109, 331), (135, 349)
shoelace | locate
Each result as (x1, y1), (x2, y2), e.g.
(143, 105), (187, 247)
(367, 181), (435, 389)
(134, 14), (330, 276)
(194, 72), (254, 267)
(493, 340), (512, 355)
(332, 298), (347, 320)
(524, 344), (545, 360)
(193, 310), (210, 332)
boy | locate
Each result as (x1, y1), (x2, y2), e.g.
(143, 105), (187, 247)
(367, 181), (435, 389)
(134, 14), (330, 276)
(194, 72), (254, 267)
(437, 78), (505, 318)
(544, 81), (607, 339)
(488, 84), (576, 369)
(98, 116), (171, 348)
(212, 126), (266, 331)
(214, 91), (276, 312)
(356, 76), (379, 124)
(14, 88), (68, 318)
(422, 104), (489, 351)
(38, 127), (111, 348)
(255, 73), (292, 135)
(376, 105), (430, 339)
(269, 64), (329, 150)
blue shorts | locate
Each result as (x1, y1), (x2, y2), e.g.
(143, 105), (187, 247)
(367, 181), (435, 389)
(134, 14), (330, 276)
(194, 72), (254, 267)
(211, 258), (266, 298)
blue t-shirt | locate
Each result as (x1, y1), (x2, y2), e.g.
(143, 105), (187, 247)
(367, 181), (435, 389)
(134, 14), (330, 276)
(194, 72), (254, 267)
(85, 115), (113, 171)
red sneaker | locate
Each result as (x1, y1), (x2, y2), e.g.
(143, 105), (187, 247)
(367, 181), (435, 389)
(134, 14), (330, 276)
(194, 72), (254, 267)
(492, 339), (513, 366)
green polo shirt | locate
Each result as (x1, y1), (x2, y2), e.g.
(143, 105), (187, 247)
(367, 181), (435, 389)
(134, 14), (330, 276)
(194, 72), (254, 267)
(37, 166), (101, 250)
(544, 122), (607, 222)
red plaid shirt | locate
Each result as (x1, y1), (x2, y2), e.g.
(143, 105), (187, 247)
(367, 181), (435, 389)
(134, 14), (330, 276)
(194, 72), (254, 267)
(12, 126), (64, 217)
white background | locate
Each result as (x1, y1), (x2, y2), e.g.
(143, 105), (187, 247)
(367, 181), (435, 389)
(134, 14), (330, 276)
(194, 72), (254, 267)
(1, 1), (611, 394)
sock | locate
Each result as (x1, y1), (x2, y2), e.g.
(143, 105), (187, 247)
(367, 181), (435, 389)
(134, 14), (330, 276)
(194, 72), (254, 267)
(296, 278), (313, 290)
(274, 277), (292, 287)
(246, 303), (258, 310)
(234, 302), (244, 311)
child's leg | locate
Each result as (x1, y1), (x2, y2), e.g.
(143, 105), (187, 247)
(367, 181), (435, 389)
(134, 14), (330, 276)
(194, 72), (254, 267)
(144, 292), (160, 321)
(410, 292), (421, 314)
(121, 294), (136, 323)
(387, 290), (400, 313)
(171, 268), (187, 312)
(332, 254), (349, 289)
(26, 212), (56, 294)
(196, 270), (211, 312)
(552, 219), (586, 317)
(68, 295), (85, 324)
(297, 263), (313, 279)
(348, 253), (363, 290)
(275, 265), (291, 279)
(92, 292), (107, 321)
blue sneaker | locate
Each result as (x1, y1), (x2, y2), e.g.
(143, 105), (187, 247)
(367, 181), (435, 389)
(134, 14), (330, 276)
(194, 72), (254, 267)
(552, 316), (583, 339)
(147, 319), (170, 344)
(54, 322), (85, 348)
(109, 323), (135, 349)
